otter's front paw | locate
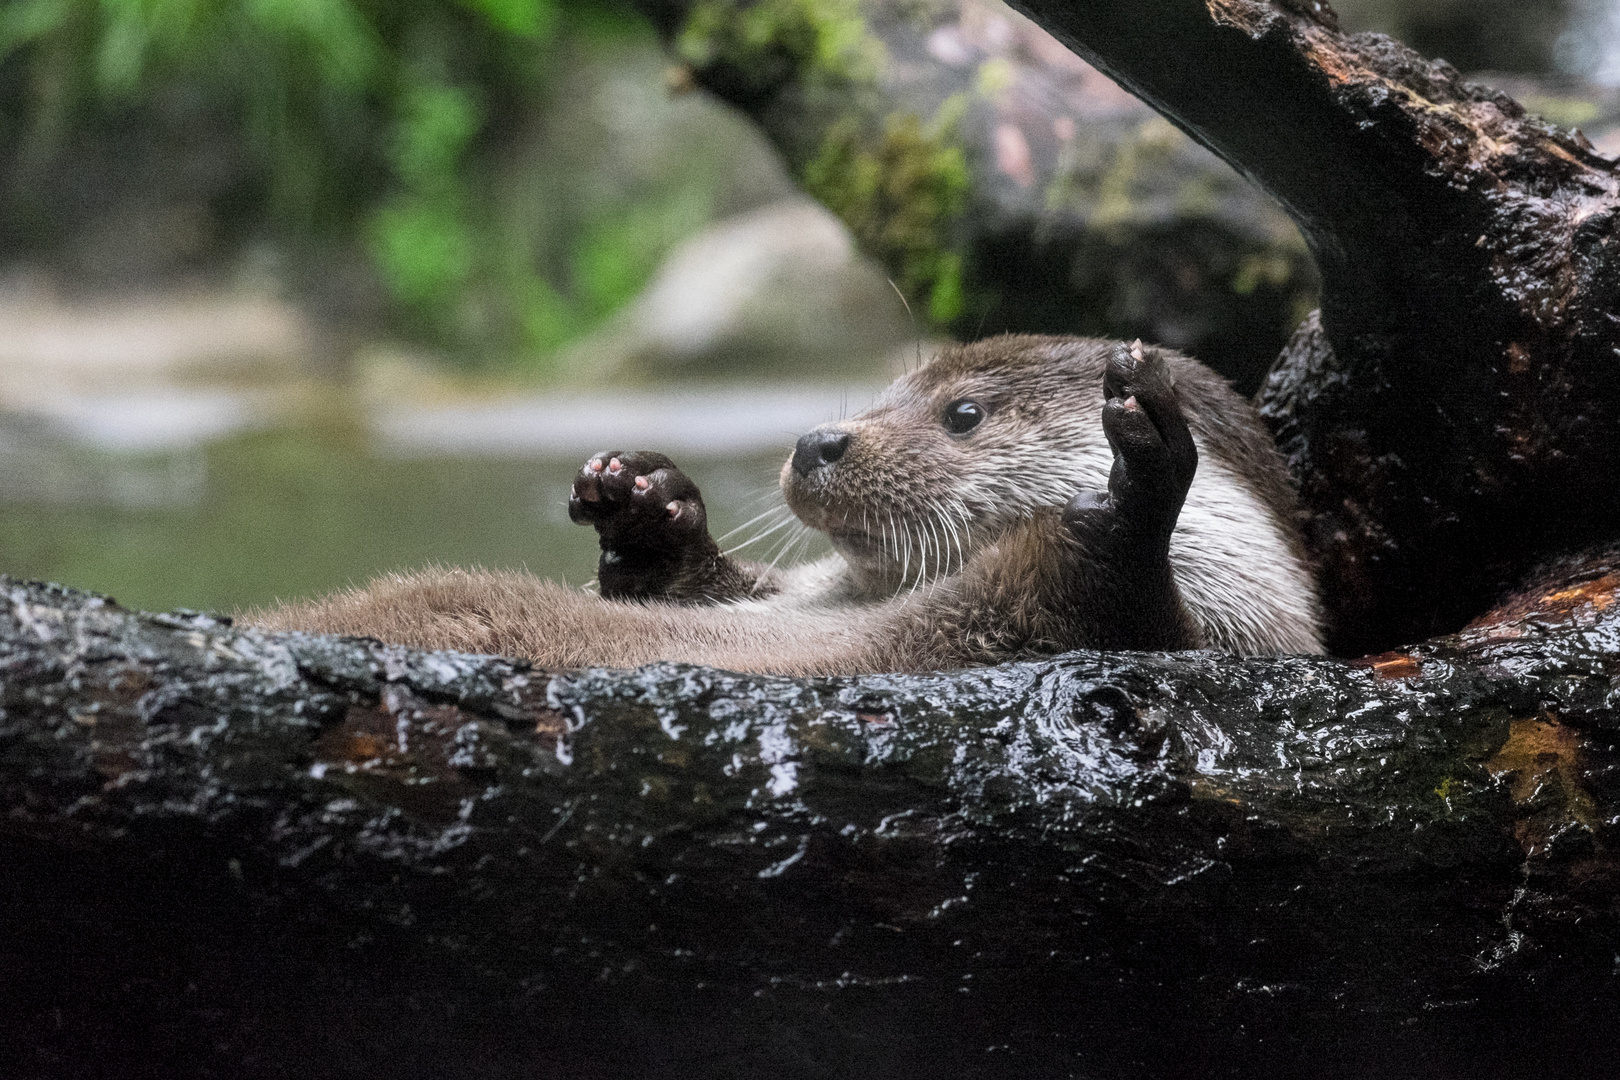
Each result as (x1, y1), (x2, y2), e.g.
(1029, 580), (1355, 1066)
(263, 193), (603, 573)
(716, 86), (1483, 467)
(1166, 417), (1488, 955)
(569, 451), (710, 546)
(1064, 340), (1197, 564)
(569, 451), (717, 599)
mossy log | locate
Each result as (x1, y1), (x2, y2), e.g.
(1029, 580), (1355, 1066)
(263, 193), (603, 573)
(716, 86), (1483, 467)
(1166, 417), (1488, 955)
(638, 0), (1320, 391)
(3, 561), (1620, 1078)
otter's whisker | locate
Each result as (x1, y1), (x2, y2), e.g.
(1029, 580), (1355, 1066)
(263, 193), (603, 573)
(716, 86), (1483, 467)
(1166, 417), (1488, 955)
(924, 508), (954, 595)
(928, 501), (953, 576)
(890, 511), (911, 592)
(907, 524), (927, 598)
(785, 528), (814, 569)
(725, 511), (800, 556)
(941, 498), (967, 574)
(718, 503), (792, 545)
(928, 512), (946, 575)
(913, 521), (926, 592)
(724, 513), (795, 553)
(760, 521), (810, 578)
(945, 498), (970, 573)
(913, 516), (939, 596)
(919, 498), (943, 574)
(918, 515), (944, 596)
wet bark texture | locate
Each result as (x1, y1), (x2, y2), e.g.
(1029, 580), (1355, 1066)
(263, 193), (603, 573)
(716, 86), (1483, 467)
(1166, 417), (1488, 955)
(1001, 0), (1620, 654)
(2, 566), (1619, 1078)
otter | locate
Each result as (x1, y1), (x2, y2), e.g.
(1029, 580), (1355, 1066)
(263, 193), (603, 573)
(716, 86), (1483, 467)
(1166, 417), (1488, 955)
(249, 336), (1322, 674)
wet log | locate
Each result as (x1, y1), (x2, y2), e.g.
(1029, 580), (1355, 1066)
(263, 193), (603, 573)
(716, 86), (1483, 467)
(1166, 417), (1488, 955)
(998, 0), (1620, 653)
(3, 562), (1619, 1078)
(638, 0), (1319, 392)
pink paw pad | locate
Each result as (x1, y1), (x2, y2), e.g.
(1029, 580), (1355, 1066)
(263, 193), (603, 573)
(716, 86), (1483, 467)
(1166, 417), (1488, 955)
(634, 476), (651, 492)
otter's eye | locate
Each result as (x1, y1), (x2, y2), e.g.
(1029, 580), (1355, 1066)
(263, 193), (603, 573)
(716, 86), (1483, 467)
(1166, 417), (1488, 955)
(943, 399), (986, 435)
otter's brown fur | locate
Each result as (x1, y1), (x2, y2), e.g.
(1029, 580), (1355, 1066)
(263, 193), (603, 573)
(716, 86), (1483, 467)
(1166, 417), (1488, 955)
(249, 336), (1323, 672)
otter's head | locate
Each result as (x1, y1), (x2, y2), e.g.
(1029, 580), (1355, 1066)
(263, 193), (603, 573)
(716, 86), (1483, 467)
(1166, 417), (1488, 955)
(781, 335), (1111, 591)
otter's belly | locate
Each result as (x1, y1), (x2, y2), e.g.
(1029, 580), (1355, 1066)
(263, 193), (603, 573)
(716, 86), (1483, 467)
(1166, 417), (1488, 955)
(1171, 458), (1322, 654)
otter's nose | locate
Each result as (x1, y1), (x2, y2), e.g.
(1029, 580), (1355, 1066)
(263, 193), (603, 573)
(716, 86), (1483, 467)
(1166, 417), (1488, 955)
(792, 429), (851, 477)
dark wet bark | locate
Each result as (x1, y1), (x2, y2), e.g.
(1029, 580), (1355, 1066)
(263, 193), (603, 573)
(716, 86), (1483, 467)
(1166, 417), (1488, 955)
(998, 0), (1620, 654)
(4, 565), (1620, 1078)
(638, 0), (1320, 392)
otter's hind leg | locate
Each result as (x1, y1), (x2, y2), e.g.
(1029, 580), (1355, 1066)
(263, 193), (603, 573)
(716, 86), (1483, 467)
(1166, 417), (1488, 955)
(569, 450), (764, 603)
(1062, 341), (1205, 649)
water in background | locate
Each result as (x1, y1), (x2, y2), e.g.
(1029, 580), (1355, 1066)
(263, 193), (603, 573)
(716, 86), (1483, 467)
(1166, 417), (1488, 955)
(0, 288), (857, 615)
(0, 420), (812, 617)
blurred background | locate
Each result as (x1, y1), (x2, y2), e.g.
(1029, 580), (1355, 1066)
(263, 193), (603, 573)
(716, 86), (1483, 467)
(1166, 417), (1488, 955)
(0, 0), (1615, 615)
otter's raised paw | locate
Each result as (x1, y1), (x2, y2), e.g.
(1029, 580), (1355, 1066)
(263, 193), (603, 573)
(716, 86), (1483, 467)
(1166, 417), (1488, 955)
(1064, 340), (1197, 564)
(569, 450), (710, 548)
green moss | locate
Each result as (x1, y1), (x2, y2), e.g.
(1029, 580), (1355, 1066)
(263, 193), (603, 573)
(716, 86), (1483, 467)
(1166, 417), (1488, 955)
(675, 0), (883, 95)
(1091, 116), (1184, 233)
(802, 99), (971, 327)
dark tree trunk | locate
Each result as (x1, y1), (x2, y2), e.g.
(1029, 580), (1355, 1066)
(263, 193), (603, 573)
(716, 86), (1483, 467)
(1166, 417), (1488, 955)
(1002, 0), (1620, 653)
(1, 566), (1618, 1078)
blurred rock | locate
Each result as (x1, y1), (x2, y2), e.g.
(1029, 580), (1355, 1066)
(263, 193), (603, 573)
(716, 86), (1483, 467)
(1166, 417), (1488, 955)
(558, 198), (915, 379)
(0, 285), (315, 390)
(0, 413), (206, 506)
(367, 379), (881, 459)
(0, 285), (310, 451)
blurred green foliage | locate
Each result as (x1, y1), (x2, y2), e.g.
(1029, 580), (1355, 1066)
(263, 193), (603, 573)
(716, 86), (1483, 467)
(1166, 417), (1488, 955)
(0, 0), (733, 369)
(675, 0), (881, 93)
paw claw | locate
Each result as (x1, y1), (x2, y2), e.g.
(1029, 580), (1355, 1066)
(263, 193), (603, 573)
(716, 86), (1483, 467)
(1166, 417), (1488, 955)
(571, 450), (708, 541)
